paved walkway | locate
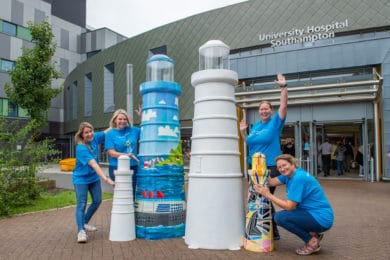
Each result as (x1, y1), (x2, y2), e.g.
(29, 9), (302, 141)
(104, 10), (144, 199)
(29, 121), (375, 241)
(1, 179), (390, 259)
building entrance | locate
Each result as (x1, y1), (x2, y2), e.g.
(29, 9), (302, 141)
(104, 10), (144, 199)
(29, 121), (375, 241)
(281, 120), (374, 180)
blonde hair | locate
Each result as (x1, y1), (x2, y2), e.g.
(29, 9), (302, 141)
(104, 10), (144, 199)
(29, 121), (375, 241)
(75, 122), (94, 144)
(275, 154), (298, 167)
(109, 109), (132, 128)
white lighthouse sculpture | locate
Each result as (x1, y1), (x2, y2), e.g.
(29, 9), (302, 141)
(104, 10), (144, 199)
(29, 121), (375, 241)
(185, 40), (244, 250)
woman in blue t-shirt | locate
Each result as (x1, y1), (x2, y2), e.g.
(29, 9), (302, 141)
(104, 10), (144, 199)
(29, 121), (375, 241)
(105, 109), (140, 193)
(240, 73), (288, 240)
(255, 154), (334, 255)
(73, 122), (115, 243)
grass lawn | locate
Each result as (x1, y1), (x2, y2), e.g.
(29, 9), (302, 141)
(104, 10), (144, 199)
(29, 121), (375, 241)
(7, 189), (113, 216)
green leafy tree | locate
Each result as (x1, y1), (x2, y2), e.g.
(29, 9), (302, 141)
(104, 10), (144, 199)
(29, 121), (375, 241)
(4, 20), (62, 125)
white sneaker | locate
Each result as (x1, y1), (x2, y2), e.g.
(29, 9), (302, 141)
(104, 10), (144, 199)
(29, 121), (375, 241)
(77, 230), (88, 243)
(84, 224), (97, 232)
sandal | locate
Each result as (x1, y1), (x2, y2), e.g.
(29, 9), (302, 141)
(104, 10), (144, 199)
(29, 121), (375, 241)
(316, 233), (324, 241)
(310, 232), (324, 241)
(295, 239), (321, 255)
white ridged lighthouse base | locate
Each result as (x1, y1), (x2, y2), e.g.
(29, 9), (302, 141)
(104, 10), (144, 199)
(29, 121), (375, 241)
(184, 175), (244, 250)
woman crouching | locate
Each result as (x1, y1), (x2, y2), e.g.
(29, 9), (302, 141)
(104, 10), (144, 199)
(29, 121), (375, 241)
(255, 154), (334, 255)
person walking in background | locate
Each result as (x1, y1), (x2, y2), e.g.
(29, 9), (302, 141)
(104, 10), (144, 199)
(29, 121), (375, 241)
(303, 137), (310, 160)
(73, 122), (115, 243)
(105, 108), (141, 194)
(331, 141), (337, 171)
(255, 154), (334, 255)
(183, 146), (191, 166)
(356, 144), (364, 177)
(318, 138), (332, 177)
(284, 139), (295, 156)
(334, 141), (346, 176)
(240, 73), (288, 240)
(343, 140), (353, 173)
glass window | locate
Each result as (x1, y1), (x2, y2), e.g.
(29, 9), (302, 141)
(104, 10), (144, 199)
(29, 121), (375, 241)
(18, 107), (29, 118)
(8, 101), (17, 117)
(84, 73), (92, 117)
(60, 58), (69, 78)
(149, 45), (167, 57)
(104, 63), (115, 113)
(72, 81), (78, 120)
(17, 26), (32, 41)
(2, 21), (16, 36)
(87, 50), (100, 59)
(65, 86), (71, 121)
(1, 59), (15, 72)
(0, 99), (7, 116)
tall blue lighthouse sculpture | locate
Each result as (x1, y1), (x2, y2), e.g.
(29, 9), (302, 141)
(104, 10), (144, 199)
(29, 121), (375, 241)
(135, 54), (186, 240)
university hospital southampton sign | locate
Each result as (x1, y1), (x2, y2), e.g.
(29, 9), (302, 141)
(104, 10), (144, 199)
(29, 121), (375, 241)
(259, 19), (349, 47)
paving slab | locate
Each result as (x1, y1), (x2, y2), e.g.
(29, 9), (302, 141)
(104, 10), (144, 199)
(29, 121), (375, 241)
(1, 177), (390, 259)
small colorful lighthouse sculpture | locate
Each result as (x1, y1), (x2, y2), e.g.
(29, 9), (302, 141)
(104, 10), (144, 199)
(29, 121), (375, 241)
(135, 54), (186, 240)
(185, 40), (244, 250)
(243, 152), (274, 252)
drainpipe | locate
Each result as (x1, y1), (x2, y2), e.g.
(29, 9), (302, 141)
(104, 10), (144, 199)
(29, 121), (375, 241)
(374, 99), (380, 182)
(126, 64), (133, 118)
(373, 67), (386, 181)
(242, 107), (248, 179)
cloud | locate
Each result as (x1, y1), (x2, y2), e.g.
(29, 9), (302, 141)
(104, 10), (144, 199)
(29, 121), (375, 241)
(175, 97), (178, 106)
(173, 115), (178, 120)
(142, 109), (157, 121)
(159, 100), (166, 105)
(158, 125), (179, 137)
(87, 0), (247, 37)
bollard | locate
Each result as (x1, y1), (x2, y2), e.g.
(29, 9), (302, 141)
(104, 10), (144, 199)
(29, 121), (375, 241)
(184, 40), (244, 250)
(109, 155), (136, 241)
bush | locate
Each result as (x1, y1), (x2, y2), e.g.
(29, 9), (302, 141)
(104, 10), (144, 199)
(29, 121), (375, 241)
(0, 118), (60, 216)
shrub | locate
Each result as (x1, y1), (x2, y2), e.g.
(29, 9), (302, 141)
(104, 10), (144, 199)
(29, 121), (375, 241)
(0, 118), (60, 216)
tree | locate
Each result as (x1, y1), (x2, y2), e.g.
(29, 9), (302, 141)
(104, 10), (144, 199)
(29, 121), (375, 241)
(4, 20), (62, 126)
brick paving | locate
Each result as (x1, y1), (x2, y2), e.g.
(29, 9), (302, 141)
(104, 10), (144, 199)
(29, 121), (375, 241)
(1, 179), (390, 259)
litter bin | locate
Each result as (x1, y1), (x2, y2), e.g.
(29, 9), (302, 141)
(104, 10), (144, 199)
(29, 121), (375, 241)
(59, 158), (76, 171)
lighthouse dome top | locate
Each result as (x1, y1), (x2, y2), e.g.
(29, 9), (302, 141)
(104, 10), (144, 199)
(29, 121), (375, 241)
(146, 54), (174, 82)
(146, 54), (174, 64)
(198, 40), (230, 70)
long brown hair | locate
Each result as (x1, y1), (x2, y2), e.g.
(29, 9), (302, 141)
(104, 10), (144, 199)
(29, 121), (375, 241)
(75, 122), (93, 144)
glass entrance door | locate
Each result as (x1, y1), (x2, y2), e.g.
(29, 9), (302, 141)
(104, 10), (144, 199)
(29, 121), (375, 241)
(315, 120), (367, 179)
(285, 120), (372, 180)
(294, 121), (315, 174)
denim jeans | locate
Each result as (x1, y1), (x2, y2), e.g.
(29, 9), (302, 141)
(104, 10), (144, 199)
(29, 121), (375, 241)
(336, 160), (344, 175)
(274, 209), (328, 243)
(74, 180), (102, 232)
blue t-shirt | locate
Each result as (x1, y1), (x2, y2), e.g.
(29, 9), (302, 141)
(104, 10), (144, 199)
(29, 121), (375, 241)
(105, 126), (140, 167)
(246, 113), (285, 166)
(73, 131), (105, 185)
(277, 168), (334, 229)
